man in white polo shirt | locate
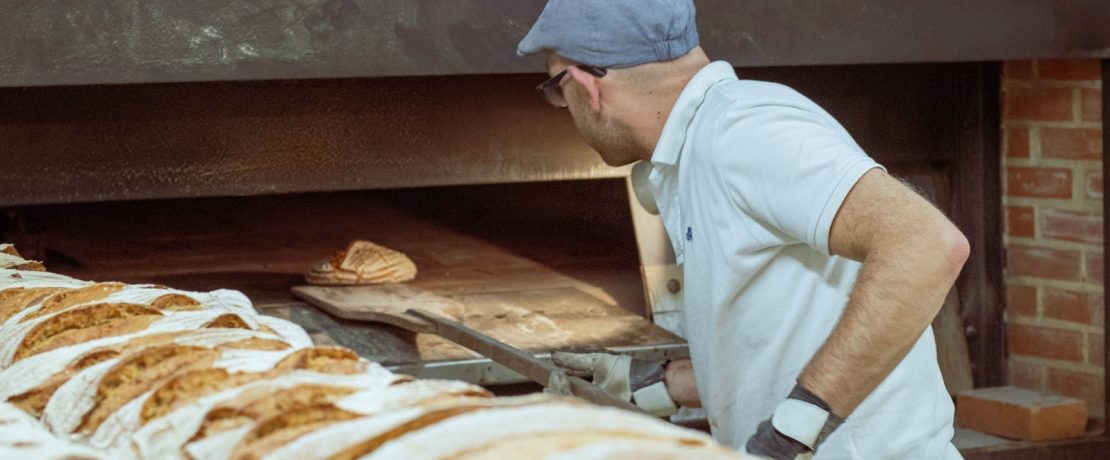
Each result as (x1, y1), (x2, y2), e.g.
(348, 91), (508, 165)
(519, 1), (969, 459)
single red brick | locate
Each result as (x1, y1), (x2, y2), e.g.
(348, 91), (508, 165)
(1004, 61), (1035, 80)
(1006, 285), (1039, 318)
(1046, 368), (1105, 418)
(1089, 334), (1105, 367)
(1043, 289), (1104, 326)
(1037, 59), (1102, 81)
(1086, 251), (1104, 283)
(1008, 324), (1084, 362)
(1040, 128), (1102, 160)
(1004, 87), (1075, 121)
(1006, 167), (1073, 199)
(1006, 126), (1031, 158)
(1041, 209), (1103, 244)
(1007, 360), (1043, 390)
(1006, 245), (1082, 281)
(1007, 284), (1038, 317)
(1081, 88), (1102, 122)
(1006, 206), (1036, 238)
(955, 386), (1087, 441)
(1086, 172), (1103, 200)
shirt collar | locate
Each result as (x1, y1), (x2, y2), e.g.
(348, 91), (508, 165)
(650, 61), (737, 167)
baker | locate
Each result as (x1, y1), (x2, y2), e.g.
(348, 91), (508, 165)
(519, 1), (969, 458)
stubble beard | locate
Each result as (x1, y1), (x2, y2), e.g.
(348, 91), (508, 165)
(571, 109), (642, 167)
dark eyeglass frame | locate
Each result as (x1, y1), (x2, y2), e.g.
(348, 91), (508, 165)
(536, 65), (608, 108)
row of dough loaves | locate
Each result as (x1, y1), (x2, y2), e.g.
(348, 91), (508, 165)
(0, 243), (745, 459)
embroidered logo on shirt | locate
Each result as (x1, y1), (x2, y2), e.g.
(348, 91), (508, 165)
(686, 227), (693, 243)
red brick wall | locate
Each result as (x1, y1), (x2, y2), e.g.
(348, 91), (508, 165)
(1002, 60), (1104, 418)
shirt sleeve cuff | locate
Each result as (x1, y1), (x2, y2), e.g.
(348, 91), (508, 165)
(812, 159), (885, 255)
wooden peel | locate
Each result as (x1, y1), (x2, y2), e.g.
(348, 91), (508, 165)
(290, 284), (465, 334)
(291, 285), (647, 413)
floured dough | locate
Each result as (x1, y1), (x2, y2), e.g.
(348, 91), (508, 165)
(0, 243), (745, 460)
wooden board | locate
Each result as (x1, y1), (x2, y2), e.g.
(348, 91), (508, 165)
(933, 289), (975, 395)
(291, 284), (465, 334)
(413, 287), (680, 359)
(292, 283), (682, 363)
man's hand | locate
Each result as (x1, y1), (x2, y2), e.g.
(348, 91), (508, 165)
(551, 351), (677, 416)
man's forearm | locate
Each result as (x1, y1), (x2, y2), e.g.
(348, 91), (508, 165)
(798, 230), (968, 418)
(664, 359), (701, 408)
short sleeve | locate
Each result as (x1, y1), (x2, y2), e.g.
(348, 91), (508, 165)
(710, 104), (884, 254)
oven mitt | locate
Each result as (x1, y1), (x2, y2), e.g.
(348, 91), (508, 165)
(551, 351), (677, 417)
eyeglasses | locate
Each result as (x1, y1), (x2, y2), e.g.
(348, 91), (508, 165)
(536, 65), (607, 108)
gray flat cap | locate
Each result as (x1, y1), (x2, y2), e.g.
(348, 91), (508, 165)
(517, 0), (700, 69)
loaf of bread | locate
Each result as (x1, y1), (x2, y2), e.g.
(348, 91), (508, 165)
(306, 240), (418, 285)
(0, 245), (44, 271)
(0, 402), (109, 460)
(0, 244), (745, 459)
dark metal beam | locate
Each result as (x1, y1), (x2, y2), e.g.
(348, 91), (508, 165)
(0, 1), (1107, 87)
(0, 63), (976, 206)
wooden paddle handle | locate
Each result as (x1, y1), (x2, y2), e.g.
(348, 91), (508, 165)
(407, 309), (648, 415)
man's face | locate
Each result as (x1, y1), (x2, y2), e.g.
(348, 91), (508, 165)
(546, 55), (641, 167)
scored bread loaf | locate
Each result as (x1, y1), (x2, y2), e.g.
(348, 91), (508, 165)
(0, 402), (110, 460)
(45, 345), (352, 437)
(259, 392), (554, 460)
(189, 379), (496, 460)
(0, 280), (259, 333)
(133, 369), (401, 460)
(0, 302), (164, 366)
(0, 305), (290, 367)
(0, 244), (18, 257)
(0, 270), (90, 324)
(16, 282), (130, 322)
(89, 346), (373, 455)
(1, 328), (288, 417)
(0, 290), (309, 369)
(0, 245), (745, 460)
(306, 240), (417, 285)
(0, 247), (44, 272)
(362, 402), (715, 460)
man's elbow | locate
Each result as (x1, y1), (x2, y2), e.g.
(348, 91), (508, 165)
(936, 223), (970, 279)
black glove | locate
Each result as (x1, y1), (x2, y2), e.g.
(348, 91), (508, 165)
(745, 384), (845, 460)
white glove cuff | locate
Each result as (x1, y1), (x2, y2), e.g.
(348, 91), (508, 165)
(631, 381), (678, 417)
(770, 399), (829, 450)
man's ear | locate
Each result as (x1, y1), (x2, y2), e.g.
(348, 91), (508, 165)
(566, 66), (603, 112)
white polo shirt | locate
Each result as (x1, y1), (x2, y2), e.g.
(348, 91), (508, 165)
(650, 62), (960, 459)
